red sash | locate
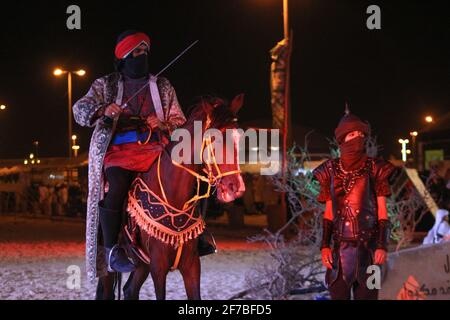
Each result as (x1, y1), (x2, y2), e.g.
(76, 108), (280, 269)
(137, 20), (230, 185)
(104, 141), (163, 172)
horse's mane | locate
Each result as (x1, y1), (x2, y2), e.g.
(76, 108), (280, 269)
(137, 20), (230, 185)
(165, 95), (238, 153)
(184, 95), (237, 129)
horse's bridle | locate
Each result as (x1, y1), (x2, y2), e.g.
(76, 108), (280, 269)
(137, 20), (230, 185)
(169, 122), (242, 209)
(173, 134), (241, 184)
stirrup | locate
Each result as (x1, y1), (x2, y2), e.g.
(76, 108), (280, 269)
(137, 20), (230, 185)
(198, 232), (217, 257)
(107, 245), (136, 273)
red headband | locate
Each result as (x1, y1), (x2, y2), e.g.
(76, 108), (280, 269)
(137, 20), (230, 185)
(115, 32), (150, 59)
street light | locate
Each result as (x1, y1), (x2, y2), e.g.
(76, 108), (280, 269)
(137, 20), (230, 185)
(72, 134), (80, 157)
(425, 115), (433, 123)
(398, 138), (409, 162)
(409, 131), (418, 168)
(0, 104), (6, 110)
(75, 69), (86, 76)
(24, 150), (40, 166)
(33, 140), (39, 160)
(53, 68), (64, 76)
(25, 154), (35, 165)
(53, 67), (86, 158)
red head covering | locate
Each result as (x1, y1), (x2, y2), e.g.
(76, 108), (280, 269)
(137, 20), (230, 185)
(114, 32), (150, 59)
(334, 104), (370, 144)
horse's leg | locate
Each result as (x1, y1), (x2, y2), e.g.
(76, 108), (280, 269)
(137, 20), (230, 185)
(179, 241), (201, 300)
(122, 271), (134, 298)
(95, 278), (103, 300)
(149, 265), (168, 300)
(95, 273), (116, 300)
(123, 264), (150, 300)
(143, 236), (171, 300)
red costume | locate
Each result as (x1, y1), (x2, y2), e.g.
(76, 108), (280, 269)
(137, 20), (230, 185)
(314, 109), (396, 300)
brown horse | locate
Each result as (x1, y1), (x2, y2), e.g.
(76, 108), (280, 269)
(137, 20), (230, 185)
(96, 94), (245, 300)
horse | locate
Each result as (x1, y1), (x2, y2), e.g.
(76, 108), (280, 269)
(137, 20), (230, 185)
(96, 94), (246, 300)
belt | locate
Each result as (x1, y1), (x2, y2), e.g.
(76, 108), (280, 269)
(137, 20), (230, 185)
(111, 130), (158, 145)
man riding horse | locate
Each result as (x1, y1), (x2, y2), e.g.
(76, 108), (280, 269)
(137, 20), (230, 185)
(73, 30), (215, 281)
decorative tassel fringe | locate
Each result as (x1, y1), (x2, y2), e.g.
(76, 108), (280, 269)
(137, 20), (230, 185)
(127, 197), (205, 248)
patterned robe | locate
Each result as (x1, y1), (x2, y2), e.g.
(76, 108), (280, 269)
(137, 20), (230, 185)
(72, 72), (186, 282)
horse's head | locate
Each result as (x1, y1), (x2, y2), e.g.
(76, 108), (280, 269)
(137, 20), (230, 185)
(198, 94), (246, 203)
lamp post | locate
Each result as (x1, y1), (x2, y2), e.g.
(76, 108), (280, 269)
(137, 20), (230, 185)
(409, 131), (418, 168)
(398, 138), (410, 163)
(283, 0), (289, 39)
(31, 153), (36, 165)
(282, 0), (291, 174)
(33, 140), (39, 160)
(53, 68), (86, 158)
(417, 115), (436, 171)
(0, 104), (6, 111)
(72, 134), (80, 158)
(266, 0), (292, 231)
(281, 0), (292, 230)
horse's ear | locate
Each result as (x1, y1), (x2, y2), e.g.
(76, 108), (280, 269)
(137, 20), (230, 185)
(230, 93), (244, 115)
(201, 99), (215, 116)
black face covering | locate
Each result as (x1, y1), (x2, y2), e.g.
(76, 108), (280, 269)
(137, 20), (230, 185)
(121, 54), (149, 79)
(339, 136), (367, 171)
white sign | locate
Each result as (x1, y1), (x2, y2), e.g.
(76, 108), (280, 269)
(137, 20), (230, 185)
(379, 241), (450, 300)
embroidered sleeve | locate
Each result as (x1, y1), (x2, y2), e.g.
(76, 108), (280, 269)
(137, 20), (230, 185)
(373, 158), (396, 197)
(313, 160), (332, 203)
(73, 77), (108, 128)
(158, 77), (186, 133)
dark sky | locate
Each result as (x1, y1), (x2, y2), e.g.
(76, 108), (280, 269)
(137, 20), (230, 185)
(0, 0), (448, 160)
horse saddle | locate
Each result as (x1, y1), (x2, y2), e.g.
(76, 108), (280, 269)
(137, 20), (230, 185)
(122, 204), (217, 265)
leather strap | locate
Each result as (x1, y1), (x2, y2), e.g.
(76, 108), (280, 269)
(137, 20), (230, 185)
(321, 218), (333, 249)
(376, 219), (390, 250)
(116, 79), (124, 105)
(170, 244), (183, 271)
(328, 161), (337, 220)
(149, 75), (165, 122)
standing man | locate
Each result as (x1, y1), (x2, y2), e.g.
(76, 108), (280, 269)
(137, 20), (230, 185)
(73, 30), (187, 280)
(313, 108), (396, 300)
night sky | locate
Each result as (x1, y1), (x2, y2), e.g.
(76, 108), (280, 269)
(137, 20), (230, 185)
(0, 0), (448, 160)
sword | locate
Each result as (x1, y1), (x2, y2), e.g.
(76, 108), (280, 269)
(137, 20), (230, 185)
(121, 39), (199, 109)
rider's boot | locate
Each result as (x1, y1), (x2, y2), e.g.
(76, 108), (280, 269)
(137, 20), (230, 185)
(98, 201), (135, 273)
(197, 228), (217, 257)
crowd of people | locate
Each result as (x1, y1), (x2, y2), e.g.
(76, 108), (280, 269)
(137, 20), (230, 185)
(24, 181), (87, 218)
(426, 166), (450, 212)
(0, 168), (88, 218)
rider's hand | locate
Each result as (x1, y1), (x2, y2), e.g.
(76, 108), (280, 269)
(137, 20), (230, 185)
(104, 103), (122, 118)
(321, 247), (333, 269)
(146, 114), (166, 130)
(374, 249), (387, 265)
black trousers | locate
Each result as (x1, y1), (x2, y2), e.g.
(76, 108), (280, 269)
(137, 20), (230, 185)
(103, 167), (136, 211)
(328, 263), (379, 300)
